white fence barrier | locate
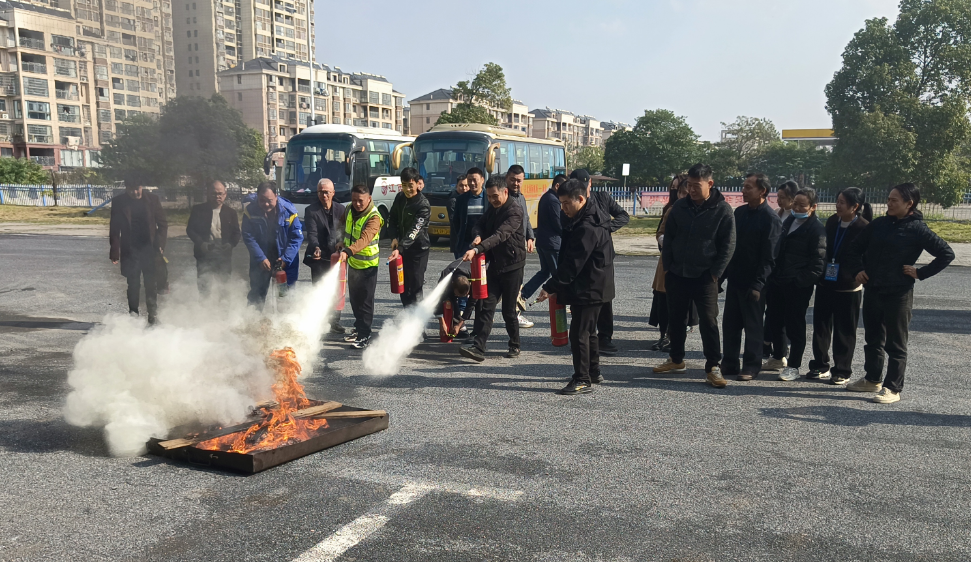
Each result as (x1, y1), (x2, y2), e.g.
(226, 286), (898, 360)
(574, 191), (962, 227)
(0, 184), (116, 207)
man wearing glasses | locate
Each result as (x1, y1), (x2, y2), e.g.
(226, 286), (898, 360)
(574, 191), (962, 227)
(304, 178), (347, 334)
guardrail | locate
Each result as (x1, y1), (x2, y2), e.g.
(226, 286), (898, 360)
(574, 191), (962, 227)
(0, 183), (249, 209)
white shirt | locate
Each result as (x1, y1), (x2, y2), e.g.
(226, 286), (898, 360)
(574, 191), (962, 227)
(210, 207), (222, 241)
(788, 217), (807, 234)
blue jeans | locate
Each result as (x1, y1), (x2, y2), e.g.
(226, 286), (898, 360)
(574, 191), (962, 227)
(521, 246), (558, 301)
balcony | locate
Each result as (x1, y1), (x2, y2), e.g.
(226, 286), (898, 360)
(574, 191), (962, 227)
(30, 155), (56, 165)
(58, 113), (80, 123)
(28, 136), (53, 145)
(22, 62), (47, 74)
(19, 37), (45, 50)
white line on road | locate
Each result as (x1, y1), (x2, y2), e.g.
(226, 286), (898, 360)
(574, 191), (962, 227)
(291, 484), (431, 562)
(328, 467), (526, 502)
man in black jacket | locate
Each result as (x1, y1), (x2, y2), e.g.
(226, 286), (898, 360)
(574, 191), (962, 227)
(521, 174), (566, 304)
(388, 167), (431, 307)
(109, 178), (168, 325)
(303, 178), (346, 333)
(537, 179), (615, 395)
(450, 167), (487, 259)
(721, 173), (781, 381)
(459, 176), (526, 362)
(654, 163), (736, 388)
(186, 180), (241, 296)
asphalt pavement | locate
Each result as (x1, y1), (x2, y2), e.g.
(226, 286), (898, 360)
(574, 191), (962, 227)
(2, 233), (971, 561)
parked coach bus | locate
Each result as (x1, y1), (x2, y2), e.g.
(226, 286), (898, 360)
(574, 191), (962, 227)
(263, 124), (413, 222)
(391, 123), (566, 242)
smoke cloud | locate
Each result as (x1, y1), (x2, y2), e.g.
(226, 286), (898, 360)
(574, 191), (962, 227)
(64, 264), (342, 457)
(362, 273), (453, 376)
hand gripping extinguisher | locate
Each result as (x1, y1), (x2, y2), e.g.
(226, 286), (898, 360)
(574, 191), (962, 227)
(440, 300), (454, 343)
(331, 252), (347, 311)
(389, 254), (404, 294)
(471, 252), (488, 300)
(273, 264), (288, 298)
(549, 293), (569, 347)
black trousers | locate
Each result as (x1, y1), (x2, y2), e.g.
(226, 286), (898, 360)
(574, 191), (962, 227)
(309, 261), (342, 328)
(809, 286), (862, 377)
(571, 303), (603, 384)
(666, 272), (721, 370)
(473, 266), (524, 353)
(348, 265), (378, 338)
(862, 287), (913, 393)
(597, 300), (614, 342)
(649, 291), (669, 337)
(196, 254), (232, 297)
(125, 245), (158, 316)
(400, 249), (429, 308)
(766, 283), (814, 369)
(721, 283), (766, 376)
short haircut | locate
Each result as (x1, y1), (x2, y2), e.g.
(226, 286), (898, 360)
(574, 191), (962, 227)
(456, 174), (468, 183)
(210, 180), (226, 191)
(552, 174), (569, 188)
(453, 274), (471, 297)
(777, 180), (799, 199)
(892, 182), (920, 209)
(256, 181), (276, 196)
(687, 163), (713, 181)
(467, 167), (485, 179)
(506, 164), (525, 177)
(794, 187), (818, 208)
(745, 172), (771, 195)
(485, 175), (506, 190)
(400, 167), (422, 183)
(557, 179), (586, 201)
(123, 175), (144, 190)
(351, 184), (370, 196)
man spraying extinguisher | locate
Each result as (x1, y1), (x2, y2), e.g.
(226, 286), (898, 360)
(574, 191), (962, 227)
(536, 179), (615, 395)
(435, 259), (477, 341)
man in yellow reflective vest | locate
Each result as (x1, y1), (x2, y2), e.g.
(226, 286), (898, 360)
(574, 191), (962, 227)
(337, 184), (383, 349)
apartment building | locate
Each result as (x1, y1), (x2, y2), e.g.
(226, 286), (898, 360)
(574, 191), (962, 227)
(172, 0), (313, 99)
(218, 57), (405, 150)
(0, 0), (175, 170)
(601, 120), (631, 143)
(531, 108), (604, 147)
(407, 88), (532, 136)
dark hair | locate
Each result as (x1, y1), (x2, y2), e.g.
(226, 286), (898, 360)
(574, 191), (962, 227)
(557, 179), (586, 201)
(467, 167), (485, 179)
(777, 181), (798, 199)
(123, 175), (145, 190)
(839, 187), (873, 222)
(485, 175), (506, 190)
(256, 181), (276, 195)
(506, 164), (525, 177)
(456, 174), (467, 183)
(400, 167), (422, 183)
(552, 173), (569, 188)
(745, 172), (771, 196)
(453, 274), (471, 297)
(661, 175), (688, 217)
(687, 163), (713, 181)
(891, 182), (920, 211)
(794, 187), (818, 211)
(351, 184), (370, 196)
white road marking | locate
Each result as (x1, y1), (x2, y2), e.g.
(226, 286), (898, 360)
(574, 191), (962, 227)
(328, 467), (526, 502)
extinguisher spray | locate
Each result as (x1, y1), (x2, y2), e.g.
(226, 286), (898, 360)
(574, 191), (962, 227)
(440, 300), (454, 343)
(389, 254), (404, 294)
(471, 252), (488, 300)
(549, 294), (569, 347)
(273, 265), (288, 298)
(330, 252), (347, 311)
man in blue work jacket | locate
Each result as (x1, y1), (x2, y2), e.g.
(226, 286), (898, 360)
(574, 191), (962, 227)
(242, 182), (303, 307)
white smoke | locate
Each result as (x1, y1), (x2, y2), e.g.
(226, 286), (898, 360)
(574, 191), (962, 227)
(64, 264), (343, 457)
(362, 273), (454, 376)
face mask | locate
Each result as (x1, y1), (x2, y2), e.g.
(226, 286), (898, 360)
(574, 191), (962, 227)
(792, 211), (810, 219)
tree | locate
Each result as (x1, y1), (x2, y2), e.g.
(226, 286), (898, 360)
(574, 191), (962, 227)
(0, 157), (50, 184)
(603, 109), (700, 185)
(752, 141), (833, 187)
(436, 62), (512, 126)
(717, 116), (780, 163)
(825, 0), (971, 206)
(570, 145), (605, 175)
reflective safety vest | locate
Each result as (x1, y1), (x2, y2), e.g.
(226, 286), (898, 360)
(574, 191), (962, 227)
(344, 204), (383, 269)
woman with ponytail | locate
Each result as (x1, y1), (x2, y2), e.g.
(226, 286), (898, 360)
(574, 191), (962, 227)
(807, 187), (871, 385)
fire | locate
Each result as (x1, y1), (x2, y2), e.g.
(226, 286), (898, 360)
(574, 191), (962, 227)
(197, 348), (328, 453)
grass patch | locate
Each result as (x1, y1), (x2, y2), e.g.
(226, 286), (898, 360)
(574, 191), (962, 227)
(928, 221), (971, 244)
(616, 216), (661, 236)
(0, 205), (190, 226)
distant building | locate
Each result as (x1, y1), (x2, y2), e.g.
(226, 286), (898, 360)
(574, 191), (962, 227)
(782, 128), (836, 150)
(407, 88), (532, 136)
(601, 120), (631, 143)
(530, 108), (603, 147)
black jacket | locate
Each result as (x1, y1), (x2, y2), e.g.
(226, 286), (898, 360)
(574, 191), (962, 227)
(471, 196), (526, 274)
(450, 189), (487, 255)
(844, 210), (954, 293)
(769, 214), (827, 288)
(388, 191), (431, 253)
(724, 201), (782, 292)
(591, 191), (630, 233)
(535, 188), (563, 251)
(818, 214), (869, 291)
(510, 190), (535, 240)
(661, 189), (736, 280)
(109, 191), (167, 277)
(186, 203), (240, 260)
(302, 199), (346, 265)
(543, 198), (615, 305)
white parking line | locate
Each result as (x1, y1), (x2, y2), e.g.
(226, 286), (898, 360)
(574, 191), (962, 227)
(291, 484), (431, 562)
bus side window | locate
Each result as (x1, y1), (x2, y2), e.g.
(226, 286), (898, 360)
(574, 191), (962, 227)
(527, 144), (542, 179)
(554, 147), (566, 175)
(541, 145), (554, 179)
(498, 141), (510, 174)
(369, 153), (391, 177)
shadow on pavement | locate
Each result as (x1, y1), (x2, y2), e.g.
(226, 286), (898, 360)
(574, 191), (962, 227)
(0, 418), (110, 457)
(909, 309), (971, 335)
(759, 405), (971, 428)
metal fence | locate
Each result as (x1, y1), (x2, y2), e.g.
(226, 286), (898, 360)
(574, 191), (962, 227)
(0, 183), (249, 211)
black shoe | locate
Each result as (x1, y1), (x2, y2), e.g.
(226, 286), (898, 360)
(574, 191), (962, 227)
(591, 372), (604, 384)
(330, 324), (346, 335)
(457, 327), (470, 339)
(559, 379), (593, 395)
(806, 369), (831, 380)
(650, 337), (669, 351)
(505, 347), (520, 358)
(659, 340), (672, 353)
(147, 315), (158, 326)
(599, 339), (618, 355)
(463, 333), (477, 345)
(343, 330), (358, 343)
(352, 336), (370, 349)
(460, 345), (485, 362)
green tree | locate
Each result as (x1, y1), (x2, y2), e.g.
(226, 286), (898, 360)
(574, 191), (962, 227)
(100, 113), (170, 184)
(570, 145), (605, 175)
(751, 141), (833, 187)
(0, 157), (53, 184)
(436, 62), (512, 126)
(603, 109), (699, 185)
(825, 0), (971, 206)
(717, 116), (780, 163)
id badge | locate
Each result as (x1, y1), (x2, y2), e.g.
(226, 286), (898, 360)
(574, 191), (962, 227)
(825, 262), (839, 282)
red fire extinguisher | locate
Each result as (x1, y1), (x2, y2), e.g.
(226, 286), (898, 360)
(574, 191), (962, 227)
(549, 293), (568, 347)
(389, 254), (404, 294)
(440, 300), (454, 343)
(471, 252), (488, 300)
(273, 266), (288, 298)
(331, 252), (347, 311)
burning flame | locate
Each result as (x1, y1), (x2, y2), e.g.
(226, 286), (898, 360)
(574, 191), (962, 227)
(197, 348), (328, 453)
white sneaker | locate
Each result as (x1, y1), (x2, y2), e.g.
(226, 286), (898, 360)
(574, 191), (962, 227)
(778, 367), (800, 381)
(872, 387), (900, 404)
(518, 314), (534, 328)
(760, 357), (787, 373)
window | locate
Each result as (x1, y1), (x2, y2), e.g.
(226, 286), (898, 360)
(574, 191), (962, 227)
(126, 79), (139, 91)
(13, 100), (21, 118)
(23, 77), (49, 97)
(95, 65), (108, 80)
(61, 149), (84, 167)
(237, 92), (242, 101)
(111, 62), (124, 74)
(114, 108), (126, 121)
(98, 108), (111, 122)
(59, 127), (82, 142)
(237, 74), (242, 84)
(57, 104), (80, 122)
(126, 94), (140, 107)
(97, 87), (110, 102)
(27, 124), (52, 143)
(112, 77), (124, 89)
(425, 104), (429, 110)
(369, 107), (378, 118)
(27, 101), (51, 120)
(381, 93), (391, 106)
(425, 117), (429, 124)
(113, 92), (125, 105)
(100, 130), (113, 144)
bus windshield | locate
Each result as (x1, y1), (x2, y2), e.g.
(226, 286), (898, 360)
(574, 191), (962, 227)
(284, 136), (353, 197)
(414, 139), (488, 194)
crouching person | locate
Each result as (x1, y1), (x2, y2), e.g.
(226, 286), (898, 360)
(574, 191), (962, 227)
(435, 259), (477, 340)
(536, 179), (615, 395)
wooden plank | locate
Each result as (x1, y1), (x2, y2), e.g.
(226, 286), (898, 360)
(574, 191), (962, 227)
(310, 410), (386, 419)
(293, 401), (343, 419)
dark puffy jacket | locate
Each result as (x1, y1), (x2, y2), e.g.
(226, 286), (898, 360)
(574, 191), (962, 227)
(770, 214), (827, 288)
(388, 191), (431, 253)
(818, 213), (868, 291)
(844, 210), (954, 293)
(471, 196), (526, 274)
(724, 201), (782, 292)
(535, 188), (563, 251)
(661, 189), (736, 279)
(544, 198), (615, 305)
(591, 191), (630, 233)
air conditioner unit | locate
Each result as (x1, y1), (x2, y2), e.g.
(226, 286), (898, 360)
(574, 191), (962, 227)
(0, 113), (8, 119)
(65, 136), (81, 147)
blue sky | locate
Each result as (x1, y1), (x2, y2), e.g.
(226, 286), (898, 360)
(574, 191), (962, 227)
(314, 0), (901, 141)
